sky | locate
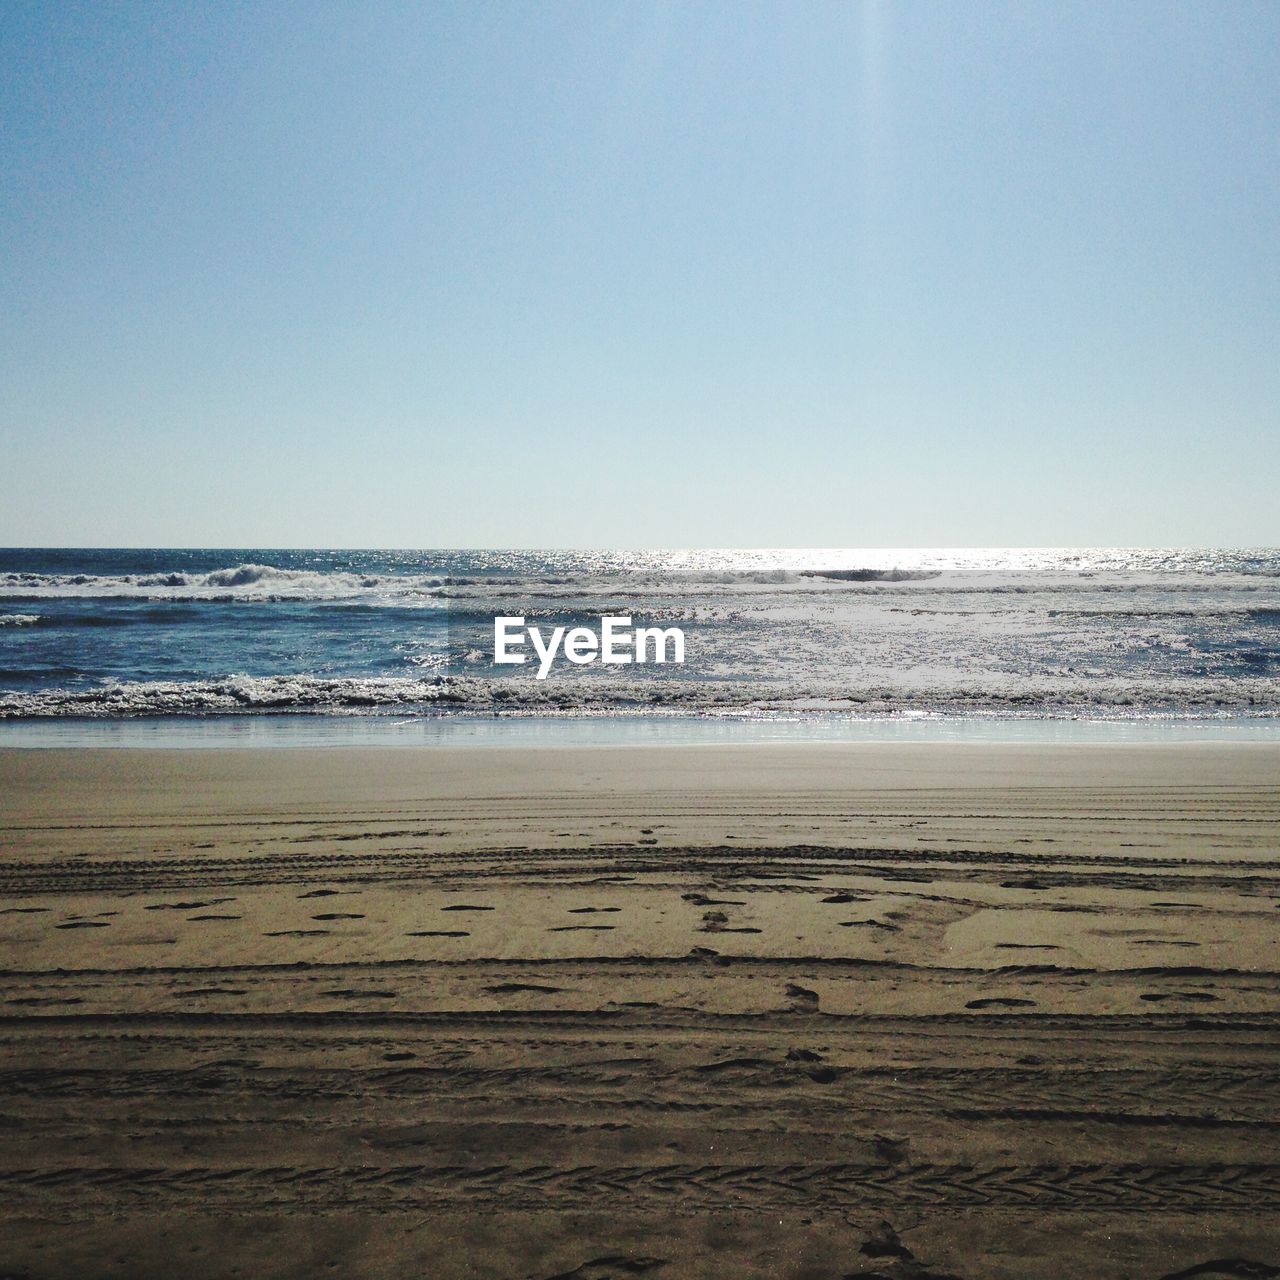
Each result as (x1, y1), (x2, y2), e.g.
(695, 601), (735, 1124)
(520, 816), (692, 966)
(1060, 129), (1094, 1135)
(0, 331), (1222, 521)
(1, 0), (1277, 548)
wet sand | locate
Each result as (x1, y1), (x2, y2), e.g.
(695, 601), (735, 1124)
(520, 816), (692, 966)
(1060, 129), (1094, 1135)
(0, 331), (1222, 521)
(1, 743), (1278, 1279)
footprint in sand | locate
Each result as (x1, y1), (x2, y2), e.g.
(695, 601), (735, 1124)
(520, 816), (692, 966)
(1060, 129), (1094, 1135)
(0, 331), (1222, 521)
(1156, 1260), (1280, 1280)
(786, 1048), (824, 1062)
(1140, 991), (1219, 1003)
(320, 988), (396, 999)
(549, 924), (617, 932)
(873, 1135), (909, 1164)
(188, 914), (242, 921)
(546, 1257), (666, 1279)
(406, 930), (469, 937)
(311, 913), (365, 921)
(568, 907), (621, 914)
(700, 910), (761, 934)
(442, 904), (494, 913)
(263, 929), (330, 937)
(297, 889), (353, 899)
(145, 899), (235, 911)
(55, 920), (109, 929)
(965, 997), (1037, 1009)
(0, 907), (50, 915)
(484, 982), (564, 994)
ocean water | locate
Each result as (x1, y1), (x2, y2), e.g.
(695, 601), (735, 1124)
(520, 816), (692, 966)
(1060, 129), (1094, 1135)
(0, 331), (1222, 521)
(1, 549), (1278, 730)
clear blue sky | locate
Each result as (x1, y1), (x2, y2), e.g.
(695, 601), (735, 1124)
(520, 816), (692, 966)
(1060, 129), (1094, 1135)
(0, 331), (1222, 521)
(1, 0), (1276, 547)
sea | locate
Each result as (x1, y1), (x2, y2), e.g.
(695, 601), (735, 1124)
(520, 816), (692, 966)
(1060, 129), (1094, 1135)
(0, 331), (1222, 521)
(1, 548), (1278, 746)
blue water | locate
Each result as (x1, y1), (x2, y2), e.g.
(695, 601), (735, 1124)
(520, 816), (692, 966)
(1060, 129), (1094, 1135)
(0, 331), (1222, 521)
(2, 549), (1278, 738)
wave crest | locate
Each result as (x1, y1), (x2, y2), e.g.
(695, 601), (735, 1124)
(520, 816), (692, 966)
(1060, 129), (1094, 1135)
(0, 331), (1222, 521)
(0, 563), (448, 602)
(3, 673), (1278, 719)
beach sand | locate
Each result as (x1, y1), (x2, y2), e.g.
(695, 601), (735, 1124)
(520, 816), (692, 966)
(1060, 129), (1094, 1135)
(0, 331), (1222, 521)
(0, 742), (1278, 1279)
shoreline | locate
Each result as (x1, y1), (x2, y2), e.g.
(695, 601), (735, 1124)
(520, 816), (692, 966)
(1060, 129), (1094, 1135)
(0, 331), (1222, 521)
(3, 709), (1279, 749)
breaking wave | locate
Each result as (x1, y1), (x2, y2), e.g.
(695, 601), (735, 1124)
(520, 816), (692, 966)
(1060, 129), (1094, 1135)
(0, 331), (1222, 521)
(4, 558), (1278, 605)
(0, 563), (450, 603)
(2, 674), (1277, 719)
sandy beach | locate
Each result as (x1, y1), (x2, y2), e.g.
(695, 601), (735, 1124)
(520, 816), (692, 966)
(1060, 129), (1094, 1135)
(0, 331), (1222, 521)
(1, 742), (1278, 1279)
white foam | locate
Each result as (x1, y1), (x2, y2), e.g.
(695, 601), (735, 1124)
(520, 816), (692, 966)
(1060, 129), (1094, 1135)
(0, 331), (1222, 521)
(4, 560), (1276, 604)
(0, 563), (450, 603)
(2, 672), (1277, 719)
